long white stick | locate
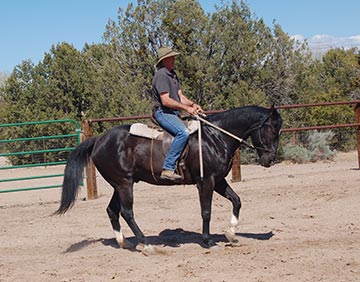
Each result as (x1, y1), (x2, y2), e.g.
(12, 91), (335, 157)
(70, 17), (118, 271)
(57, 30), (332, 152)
(197, 119), (204, 181)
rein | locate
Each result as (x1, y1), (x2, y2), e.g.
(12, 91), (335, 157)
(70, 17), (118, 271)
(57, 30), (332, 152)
(194, 114), (271, 153)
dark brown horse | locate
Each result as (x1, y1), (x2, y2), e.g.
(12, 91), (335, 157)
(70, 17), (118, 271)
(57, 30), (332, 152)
(56, 105), (282, 251)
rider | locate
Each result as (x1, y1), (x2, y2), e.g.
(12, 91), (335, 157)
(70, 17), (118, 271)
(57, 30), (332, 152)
(151, 46), (204, 180)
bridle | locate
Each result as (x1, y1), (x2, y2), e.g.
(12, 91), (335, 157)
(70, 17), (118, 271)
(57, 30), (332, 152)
(242, 114), (278, 153)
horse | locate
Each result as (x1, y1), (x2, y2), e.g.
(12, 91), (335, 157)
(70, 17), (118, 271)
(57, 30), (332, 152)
(56, 105), (282, 251)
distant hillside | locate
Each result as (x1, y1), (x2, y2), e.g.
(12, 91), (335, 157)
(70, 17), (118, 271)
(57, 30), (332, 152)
(292, 34), (360, 59)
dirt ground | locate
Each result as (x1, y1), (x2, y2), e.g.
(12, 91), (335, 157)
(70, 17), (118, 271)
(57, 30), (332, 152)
(1, 151), (359, 282)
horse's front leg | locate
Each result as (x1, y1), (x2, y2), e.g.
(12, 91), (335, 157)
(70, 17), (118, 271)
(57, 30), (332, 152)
(197, 178), (216, 247)
(214, 178), (241, 243)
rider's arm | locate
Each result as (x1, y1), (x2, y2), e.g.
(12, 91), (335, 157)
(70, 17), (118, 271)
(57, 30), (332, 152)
(160, 92), (196, 115)
(178, 90), (204, 113)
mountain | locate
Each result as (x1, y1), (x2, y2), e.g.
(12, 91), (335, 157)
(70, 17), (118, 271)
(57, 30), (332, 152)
(292, 34), (360, 58)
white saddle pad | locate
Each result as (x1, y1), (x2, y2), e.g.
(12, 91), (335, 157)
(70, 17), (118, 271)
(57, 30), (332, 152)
(129, 120), (199, 139)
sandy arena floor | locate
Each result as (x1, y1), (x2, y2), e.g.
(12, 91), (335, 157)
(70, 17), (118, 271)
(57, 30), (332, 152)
(0, 152), (359, 282)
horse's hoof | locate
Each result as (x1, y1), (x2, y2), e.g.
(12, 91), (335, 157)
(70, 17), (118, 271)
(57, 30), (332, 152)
(202, 239), (217, 248)
(224, 230), (239, 244)
(118, 238), (136, 250)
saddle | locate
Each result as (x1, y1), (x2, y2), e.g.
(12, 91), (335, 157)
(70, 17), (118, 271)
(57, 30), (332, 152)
(129, 119), (199, 178)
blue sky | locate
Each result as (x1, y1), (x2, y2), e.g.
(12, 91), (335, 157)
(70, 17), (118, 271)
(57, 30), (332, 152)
(1, 0), (360, 73)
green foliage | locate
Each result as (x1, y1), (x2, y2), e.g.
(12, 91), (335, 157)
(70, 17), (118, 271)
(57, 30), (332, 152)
(304, 48), (360, 150)
(0, 0), (359, 155)
(282, 144), (311, 164)
(0, 72), (9, 87)
(282, 130), (336, 164)
(307, 130), (336, 161)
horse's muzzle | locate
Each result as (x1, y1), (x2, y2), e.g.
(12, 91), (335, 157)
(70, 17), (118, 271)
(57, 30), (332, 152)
(258, 153), (276, 168)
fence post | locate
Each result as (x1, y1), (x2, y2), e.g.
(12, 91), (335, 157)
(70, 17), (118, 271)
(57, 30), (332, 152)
(82, 120), (98, 199)
(355, 103), (360, 170)
(231, 148), (241, 182)
(291, 132), (297, 145)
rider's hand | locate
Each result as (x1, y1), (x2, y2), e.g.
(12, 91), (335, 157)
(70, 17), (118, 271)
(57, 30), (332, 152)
(192, 103), (204, 114)
(187, 105), (198, 115)
(186, 103), (204, 116)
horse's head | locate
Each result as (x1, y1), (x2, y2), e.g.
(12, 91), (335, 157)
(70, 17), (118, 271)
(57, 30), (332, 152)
(249, 106), (282, 167)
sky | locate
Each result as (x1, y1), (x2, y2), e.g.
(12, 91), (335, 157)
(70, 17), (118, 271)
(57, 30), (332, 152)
(1, 0), (360, 73)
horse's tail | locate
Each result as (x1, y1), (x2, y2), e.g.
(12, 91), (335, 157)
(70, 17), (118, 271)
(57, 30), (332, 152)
(54, 137), (97, 215)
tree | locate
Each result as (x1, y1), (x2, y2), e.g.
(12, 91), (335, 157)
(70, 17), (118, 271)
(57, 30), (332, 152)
(201, 1), (270, 109)
(0, 72), (9, 87)
(1, 0), (359, 152)
(305, 48), (360, 150)
(0, 60), (36, 123)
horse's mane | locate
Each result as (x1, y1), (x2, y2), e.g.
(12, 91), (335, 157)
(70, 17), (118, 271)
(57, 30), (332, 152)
(206, 106), (270, 127)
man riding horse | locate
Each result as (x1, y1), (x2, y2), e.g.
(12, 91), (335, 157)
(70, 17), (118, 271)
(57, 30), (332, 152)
(151, 46), (204, 180)
(56, 46), (283, 252)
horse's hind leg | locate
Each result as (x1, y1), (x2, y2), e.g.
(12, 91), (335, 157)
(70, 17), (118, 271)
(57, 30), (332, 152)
(109, 182), (159, 255)
(106, 191), (135, 249)
(118, 188), (146, 245)
(119, 184), (168, 255)
(214, 178), (241, 243)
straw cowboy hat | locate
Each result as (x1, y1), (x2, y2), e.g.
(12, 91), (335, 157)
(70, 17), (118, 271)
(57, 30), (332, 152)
(156, 46), (180, 66)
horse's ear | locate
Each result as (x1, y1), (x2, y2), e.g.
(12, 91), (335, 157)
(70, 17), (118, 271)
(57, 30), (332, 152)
(270, 104), (276, 114)
(270, 104), (280, 115)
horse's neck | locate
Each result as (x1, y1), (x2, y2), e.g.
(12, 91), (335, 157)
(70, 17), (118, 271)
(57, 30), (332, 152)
(215, 110), (258, 138)
(201, 125), (236, 156)
(210, 108), (262, 152)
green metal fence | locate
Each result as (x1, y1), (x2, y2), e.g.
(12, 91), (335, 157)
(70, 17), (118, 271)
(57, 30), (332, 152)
(0, 119), (81, 193)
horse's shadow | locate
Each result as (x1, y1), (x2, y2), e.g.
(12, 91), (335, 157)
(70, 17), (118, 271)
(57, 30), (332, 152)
(64, 229), (274, 253)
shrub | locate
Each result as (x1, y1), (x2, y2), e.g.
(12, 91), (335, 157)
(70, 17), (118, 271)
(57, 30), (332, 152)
(282, 130), (336, 163)
(282, 144), (311, 164)
(307, 130), (336, 161)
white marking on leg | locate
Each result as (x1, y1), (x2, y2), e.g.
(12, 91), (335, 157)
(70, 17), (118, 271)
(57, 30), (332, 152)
(114, 229), (124, 246)
(230, 214), (239, 234)
(224, 213), (240, 244)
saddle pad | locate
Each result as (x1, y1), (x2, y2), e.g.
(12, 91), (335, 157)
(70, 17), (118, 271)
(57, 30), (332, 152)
(129, 120), (199, 139)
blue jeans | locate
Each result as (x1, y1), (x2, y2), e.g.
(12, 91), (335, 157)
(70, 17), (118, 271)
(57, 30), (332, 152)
(154, 108), (190, 171)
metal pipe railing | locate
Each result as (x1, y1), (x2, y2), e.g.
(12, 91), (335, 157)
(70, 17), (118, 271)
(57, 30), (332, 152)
(0, 119), (81, 193)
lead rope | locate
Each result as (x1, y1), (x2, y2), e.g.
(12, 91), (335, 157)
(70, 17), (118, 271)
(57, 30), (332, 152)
(194, 114), (255, 150)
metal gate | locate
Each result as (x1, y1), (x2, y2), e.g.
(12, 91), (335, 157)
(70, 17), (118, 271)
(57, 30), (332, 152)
(0, 119), (81, 193)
